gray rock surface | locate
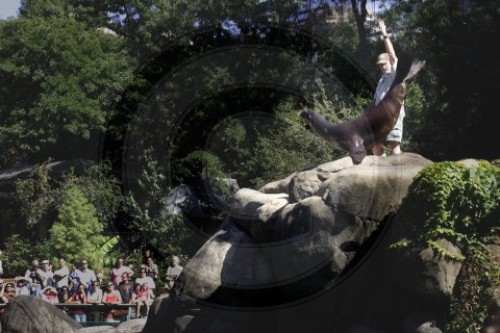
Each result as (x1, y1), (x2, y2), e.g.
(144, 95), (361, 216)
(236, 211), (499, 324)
(116, 318), (147, 333)
(142, 154), (500, 332)
(0, 295), (81, 333)
(385, 238), (463, 298)
(143, 153), (444, 333)
(166, 184), (204, 217)
(180, 154), (432, 305)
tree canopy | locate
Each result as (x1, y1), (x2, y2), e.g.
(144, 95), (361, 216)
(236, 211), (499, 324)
(0, 16), (132, 167)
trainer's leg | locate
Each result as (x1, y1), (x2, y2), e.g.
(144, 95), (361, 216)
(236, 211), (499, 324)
(372, 143), (385, 156)
(388, 141), (401, 155)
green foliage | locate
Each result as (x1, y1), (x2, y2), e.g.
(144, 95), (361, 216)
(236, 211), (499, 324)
(0, 16), (132, 165)
(177, 150), (230, 183)
(395, 161), (500, 332)
(49, 185), (106, 270)
(247, 121), (338, 189)
(15, 160), (55, 227)
(97, 236), (121, 268)
(387, 1), (500, 161)
(35, 239), (57, 264)
(0, 235), (34, 276)
(60, 163), (123, 226)
(14, 161), (122, 236)
(126, 152), (204, 258)
(405, 161), (500, 249)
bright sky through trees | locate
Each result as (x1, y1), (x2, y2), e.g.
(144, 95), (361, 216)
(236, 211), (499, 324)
(0, 0), (20, 19)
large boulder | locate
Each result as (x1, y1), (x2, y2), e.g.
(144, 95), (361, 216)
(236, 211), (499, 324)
(178, 154), (432, 307)
(143, 153), (440, 333)
(0, 295), (81, 333)
(384, 238), (463, 299)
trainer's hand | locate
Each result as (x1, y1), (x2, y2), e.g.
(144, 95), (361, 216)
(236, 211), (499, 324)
(378, 19), (387, 36)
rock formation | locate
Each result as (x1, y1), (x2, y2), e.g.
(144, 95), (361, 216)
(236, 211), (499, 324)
(143, 153), (480, 332)
(0, 295), (81, 333)
(0, 295), (146, 333)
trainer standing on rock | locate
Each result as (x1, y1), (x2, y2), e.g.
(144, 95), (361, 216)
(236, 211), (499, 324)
(370, 19), (404, 156)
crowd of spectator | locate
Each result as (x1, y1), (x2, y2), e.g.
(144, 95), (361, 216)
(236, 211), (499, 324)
(0, 250), (184, 324)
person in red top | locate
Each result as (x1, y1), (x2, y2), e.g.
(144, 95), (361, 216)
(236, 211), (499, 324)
(132, 283), (154, 318)
(68, 283), (87, 323)
(41, 287), (59, 304)
(102, 282), (123, 322)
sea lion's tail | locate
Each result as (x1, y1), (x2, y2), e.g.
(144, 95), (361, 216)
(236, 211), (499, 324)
(395, 59), (426, 84)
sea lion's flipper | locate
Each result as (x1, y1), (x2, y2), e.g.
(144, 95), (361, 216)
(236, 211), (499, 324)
(395, 59), (426, 84)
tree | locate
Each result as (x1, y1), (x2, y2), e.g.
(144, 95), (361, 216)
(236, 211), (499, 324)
(49, 185), (106, 269)
(387, 0), (500, 161)
(15, 160), (55, 229)
(0, 16), (132, 167)
(350, 0), (369, 57)
(0, 235), (35, 276)
(126, 152), (205, 258)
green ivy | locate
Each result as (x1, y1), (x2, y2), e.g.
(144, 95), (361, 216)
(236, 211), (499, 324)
(394, 160), (499, 332)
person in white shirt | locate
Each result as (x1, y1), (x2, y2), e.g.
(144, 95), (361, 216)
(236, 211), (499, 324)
(135, 268), (155, 291)
(370, 19), (405, 156)
(25, 259), (44, 296)
(53, 258), (70, 290)
(39, 260), (54, 288)
(166, 255), (183, 279)
(86, 281), (104, 322)
(0, 250), (4, 276)
(77, 259), (97, 289)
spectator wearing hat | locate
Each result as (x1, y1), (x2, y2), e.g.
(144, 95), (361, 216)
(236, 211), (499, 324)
(15, 276), (34, 296)
(0, 281), (15, 319)
(0, 281), (16, 304)
(40, 260), (54, 288)
(369, 19), (405, 156)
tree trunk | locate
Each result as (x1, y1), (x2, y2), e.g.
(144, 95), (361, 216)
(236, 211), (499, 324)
(350, 0), (369, 63)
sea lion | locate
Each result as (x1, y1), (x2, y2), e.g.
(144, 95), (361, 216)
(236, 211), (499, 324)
(299, 59), (425, 164)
